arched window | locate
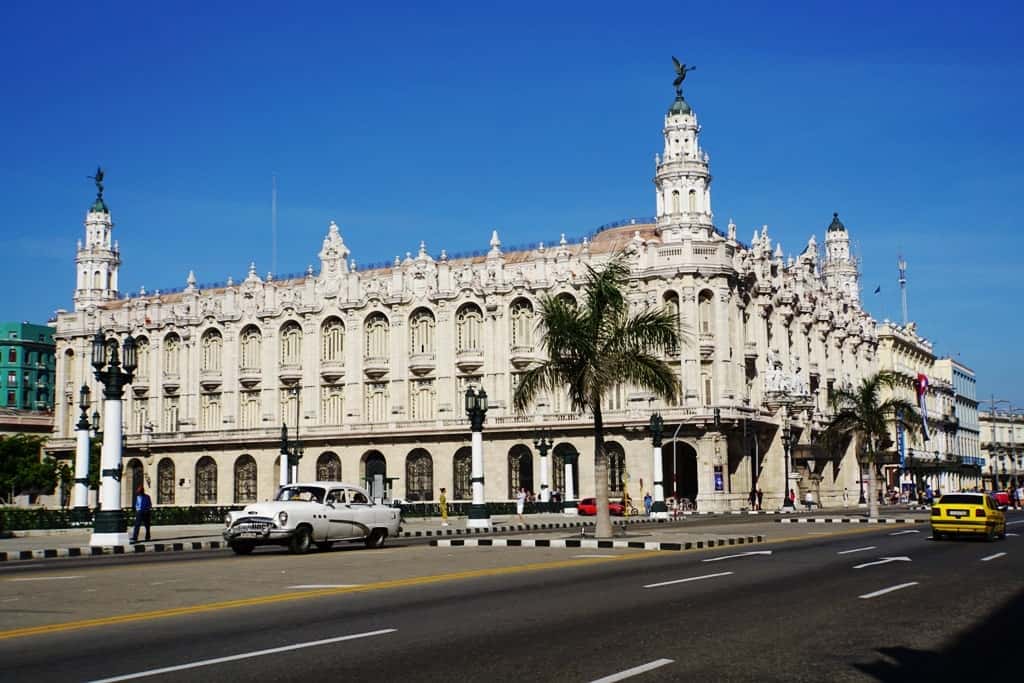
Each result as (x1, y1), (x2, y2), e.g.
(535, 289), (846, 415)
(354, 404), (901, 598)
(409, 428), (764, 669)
(688, 189), (697, 212)
(240, 326), (262, 369)
(508, 445), (534, 498)
(195, 456), (217, 505)
(663, 292), (680, 355)
(556, 292), (577, 309)
(453, 447), (472, 499)
(320, 386), (344, 425)
(552, 444), (580, 497)
(279, 322), (302, 366)
(409, 308), (435, 355)
(405, 449), (433, 502)
(134, 337), (149, 380)
(157, 458), (175, 505)
(126, 459), (144, 505)
(321, 317), (344, 363)
(201, 329), (222, 372)
(698, 290), (713, 335)
(510, 299), (534, 349)
(364, 313), (389, 360)
(606, 442), (625, 494)
(93, 270), (101, 290)
(455, 304), (483, 352)
(317, 452), (342, 481)
(163, 333), (181, 376)
(671, 190), (681, 214)
(233, 455), (257, 503)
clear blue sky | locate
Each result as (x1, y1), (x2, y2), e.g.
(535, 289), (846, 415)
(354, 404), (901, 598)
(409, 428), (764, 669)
(2, 0), (1022, 404)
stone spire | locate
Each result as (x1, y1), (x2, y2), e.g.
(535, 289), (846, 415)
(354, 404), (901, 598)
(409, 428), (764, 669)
(74, 167), (121, 310)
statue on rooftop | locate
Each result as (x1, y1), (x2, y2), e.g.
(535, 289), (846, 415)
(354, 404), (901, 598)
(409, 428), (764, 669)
(87, 166), (105, 197)
(672, 56), (696, 96)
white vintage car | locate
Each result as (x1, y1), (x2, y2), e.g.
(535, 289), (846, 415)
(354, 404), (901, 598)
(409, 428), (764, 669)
(223, 482), (402, 555)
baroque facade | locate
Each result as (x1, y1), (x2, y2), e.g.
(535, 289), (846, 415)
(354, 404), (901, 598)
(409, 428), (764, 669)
(49, 81), (886, 512)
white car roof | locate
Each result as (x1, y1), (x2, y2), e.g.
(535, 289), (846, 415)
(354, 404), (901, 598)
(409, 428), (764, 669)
(284, 481), (368, 490)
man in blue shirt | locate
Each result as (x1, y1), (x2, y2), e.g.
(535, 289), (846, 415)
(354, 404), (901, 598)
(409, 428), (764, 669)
(130, 485), (153, 543)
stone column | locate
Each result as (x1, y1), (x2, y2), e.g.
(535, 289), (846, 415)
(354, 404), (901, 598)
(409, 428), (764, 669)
(73, 418), (91, 512)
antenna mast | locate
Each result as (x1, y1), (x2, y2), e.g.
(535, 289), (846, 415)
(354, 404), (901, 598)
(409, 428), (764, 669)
(898, 253), (908, 325)
(271, 174), (278, 277)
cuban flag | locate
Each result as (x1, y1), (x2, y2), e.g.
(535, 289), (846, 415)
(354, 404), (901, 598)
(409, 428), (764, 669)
(915, 373), (930, 442)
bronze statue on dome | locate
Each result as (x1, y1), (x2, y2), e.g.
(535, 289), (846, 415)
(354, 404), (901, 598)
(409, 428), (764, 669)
(672, 56), (696, 96)
(87, 166), (105, 197)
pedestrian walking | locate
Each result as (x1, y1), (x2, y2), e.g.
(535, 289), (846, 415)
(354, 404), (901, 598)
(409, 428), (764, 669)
(439, 487), (449, 526)
(843, 487), (849, 506)
(130, 485), (152, 543)
(516, 487), (527, 523)
(748, 488), (756, 510)
(756, 487), (763, 511)
(804, 490), (814, 511)
(643, 492), (653, 516)
(789, 488), (796, 506)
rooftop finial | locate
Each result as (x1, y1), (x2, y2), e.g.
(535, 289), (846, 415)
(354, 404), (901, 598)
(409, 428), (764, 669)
(828, 212), (846, 232)
(671, 56), (696, 98)
(86, 166), (109, 213)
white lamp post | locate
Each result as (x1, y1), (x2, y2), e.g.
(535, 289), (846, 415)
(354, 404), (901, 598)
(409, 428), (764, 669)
(465, 386), (490, 528)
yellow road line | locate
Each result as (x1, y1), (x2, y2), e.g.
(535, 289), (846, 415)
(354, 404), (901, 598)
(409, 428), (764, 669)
(0, 526), (900, 641)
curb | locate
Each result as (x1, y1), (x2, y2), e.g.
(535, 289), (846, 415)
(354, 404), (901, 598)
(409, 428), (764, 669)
(0, 541), (226, 562)
(776, 518), (919, 524)
(430, 535), (765, 552)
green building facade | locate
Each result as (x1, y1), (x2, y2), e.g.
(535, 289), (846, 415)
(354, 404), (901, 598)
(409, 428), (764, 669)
(0, 322), (56, 411)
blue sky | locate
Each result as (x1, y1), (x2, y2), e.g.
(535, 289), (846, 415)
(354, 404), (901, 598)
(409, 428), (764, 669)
(2, 0), (1022, 403)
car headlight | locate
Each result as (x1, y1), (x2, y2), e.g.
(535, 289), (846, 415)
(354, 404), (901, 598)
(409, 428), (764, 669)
(224, 514), (232, 527)
(278, 511), (288, 525)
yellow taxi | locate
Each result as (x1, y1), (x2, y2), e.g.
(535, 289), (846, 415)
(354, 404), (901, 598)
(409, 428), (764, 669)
(931, 492), (1007, 541)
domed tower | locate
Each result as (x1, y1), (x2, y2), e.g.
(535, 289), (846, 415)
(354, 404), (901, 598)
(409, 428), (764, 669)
(73, 167), (121, 311)
(654, 59), (714, 242)
(821, 212), (860, 302)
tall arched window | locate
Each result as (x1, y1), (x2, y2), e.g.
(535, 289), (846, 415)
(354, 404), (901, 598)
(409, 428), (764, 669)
(320, 386), (344, 425)
(157, 458), (175, 505)
(405, 449), (433, 501)
(671, 190), (681, 214)
(195, 456), (217, 504)
(409, 308), (435, 355)
(456, 304), (483, 352)
(240, 326), (262, 369)
(321, 317), (344, 363)
(364, 313), (389, 360)
(552, 444), (580, 497)
(453, 447), (472, 500)
(201, 329), (222, 372)
(126, 459), (144, 505)
(508, 445), (534, 498)
(688, 189), (697, 212)
(62, 348), (74, 385)
(606, 442), (625, 494)
(134, 338), (149, 380)
(163, 333), (181, 376)
(279, 322), (302, 366)
(239, 391), (260, 428)
(556, 292), (577, 309)
(698, 290), (713, 335)
(663, 292), (680, 355)
(233, 455), (257, 503)
(510, 299), (534, 349)
(317, 452), (341, 481)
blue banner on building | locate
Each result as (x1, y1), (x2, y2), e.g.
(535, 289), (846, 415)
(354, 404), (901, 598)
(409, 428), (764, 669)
(897, 410), (906, 467)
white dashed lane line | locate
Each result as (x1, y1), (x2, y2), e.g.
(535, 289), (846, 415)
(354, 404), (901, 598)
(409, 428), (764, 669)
(643, 572), (733, 589)
(859, 582), (919, 599)
(837, 546), (876, 555)
(889, 530), (920, 536)
(980, 552), (1007, 562)
(7, 575), (82, 582)
(588, 658), (675, 683)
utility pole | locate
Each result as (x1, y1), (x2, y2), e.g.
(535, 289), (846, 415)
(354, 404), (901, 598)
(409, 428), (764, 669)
(898, 254), (908, 325)
(271, 174), (278, 277)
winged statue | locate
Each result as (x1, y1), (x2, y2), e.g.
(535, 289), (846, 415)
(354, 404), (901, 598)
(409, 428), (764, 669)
(672, 56), (696, 95)
(88, 166), (105, 197)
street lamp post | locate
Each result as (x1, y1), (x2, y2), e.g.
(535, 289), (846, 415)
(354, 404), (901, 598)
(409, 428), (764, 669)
(89, 330), (137, 546)
(781, 416), (794, 509)
(465, 387), (490, 528)
(649, 412), (668, 519)
(279, 387), (304, 488)
(534, 431), (551, 503)
(858, 441), (867, 506)
(562, 448), (578, 515)
(72, 385), (93, 517)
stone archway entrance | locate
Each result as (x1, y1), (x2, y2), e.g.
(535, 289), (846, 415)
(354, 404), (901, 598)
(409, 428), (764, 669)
(662, 441), (698, 505)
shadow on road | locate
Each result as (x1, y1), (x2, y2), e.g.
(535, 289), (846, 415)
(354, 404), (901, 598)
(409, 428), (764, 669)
(855, 586), (1024, 679)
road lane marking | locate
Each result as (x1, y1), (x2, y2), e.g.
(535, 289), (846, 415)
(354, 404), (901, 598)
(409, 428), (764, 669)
(0, 564), (44, 571)
(980, 553), (1006, 562)
(889, 530), (920, 536)
(589, 658), (674, 682)
(643, 572), (733, 589)
(1008, 533), (1020, 537)
(7, 575), (82, 582)
(287, 584), (361, 589)
(702, 551), (772, 563)
(85, 629), (396, 683)
(859, 582), (919, 599)
(837, 546), (876, 555)
(573, 554), (617, 558)
(1006, 520), (1024, 525)
(853, 556), (911, 569)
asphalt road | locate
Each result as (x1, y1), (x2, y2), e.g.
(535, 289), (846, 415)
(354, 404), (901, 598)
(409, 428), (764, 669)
(1, 514), (1020, 682)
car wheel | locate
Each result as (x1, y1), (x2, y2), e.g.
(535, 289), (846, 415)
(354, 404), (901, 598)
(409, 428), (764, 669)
(985, 525), (997, 542)
(315, 542), (333, 552)
(998, 524), (1007, 540)
(289, 526), (313, 554)
(931, 531), (943, 541)
(230, 541), (255, 555)
(365, 529), (387, 548)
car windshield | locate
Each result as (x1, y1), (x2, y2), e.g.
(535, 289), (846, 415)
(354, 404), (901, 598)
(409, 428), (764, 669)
(276, 486), (326, 503)
(937, 494), (982, 505)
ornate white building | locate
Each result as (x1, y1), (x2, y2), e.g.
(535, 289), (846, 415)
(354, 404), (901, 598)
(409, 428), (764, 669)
(48, 78), (885, 512)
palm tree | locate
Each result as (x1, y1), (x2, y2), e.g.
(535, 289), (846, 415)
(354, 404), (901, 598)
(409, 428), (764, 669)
(513, 253), (683, 538)
(825, 371), (918, 519)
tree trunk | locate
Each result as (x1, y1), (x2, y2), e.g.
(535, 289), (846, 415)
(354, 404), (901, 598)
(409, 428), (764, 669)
(593, 403), (612, 539)
(867, 437), (879, 519)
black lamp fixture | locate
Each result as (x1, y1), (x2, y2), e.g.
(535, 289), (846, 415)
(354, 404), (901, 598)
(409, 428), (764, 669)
(781, 421), (795, 508)
(465, 386), (488, 431)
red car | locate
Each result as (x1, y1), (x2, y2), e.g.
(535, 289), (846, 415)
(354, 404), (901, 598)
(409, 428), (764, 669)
(577, 498), (625, 516)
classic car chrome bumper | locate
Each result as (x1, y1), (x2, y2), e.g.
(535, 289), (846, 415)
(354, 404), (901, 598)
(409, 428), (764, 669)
(223, 523), (295, 543)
